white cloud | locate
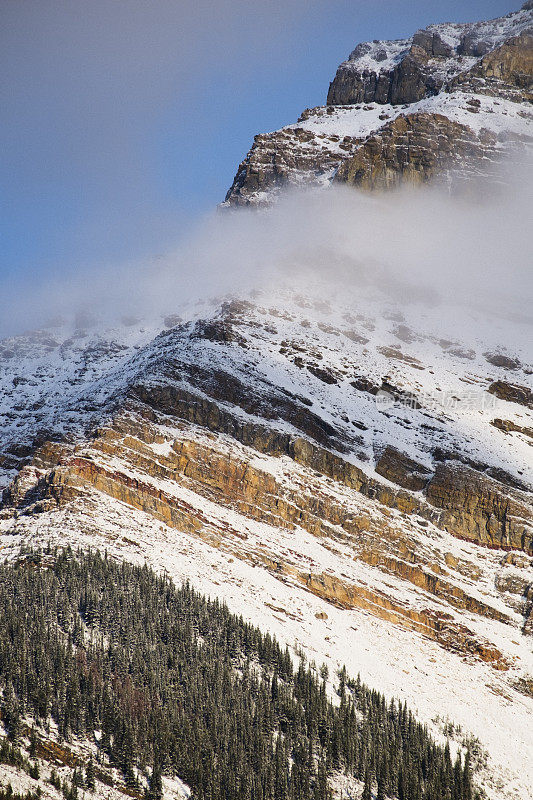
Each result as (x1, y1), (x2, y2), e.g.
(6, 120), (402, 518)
(2, 154), (530, 337)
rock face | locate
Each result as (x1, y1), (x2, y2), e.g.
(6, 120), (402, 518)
(488, 380), (533, 408)
(449, 31), (533, 101)
(224, 4), (532, 205)
(426, 462), (533, 552)
(492, 418), (533, 439)
(375, 446), (431, 491)
(224, 123), (355, 206)
(1, 406), (517, 667)
(327, 41), (443, 107)
(334, 112), (498, 189)
(327, 7), (533, 107)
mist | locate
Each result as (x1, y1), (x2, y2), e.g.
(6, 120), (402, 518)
(0, 0), (323, 292)
(2, 0), (519, 304)
(1, 153), (531, 339)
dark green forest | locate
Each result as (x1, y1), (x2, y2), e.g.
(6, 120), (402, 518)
(0, 548), (477, 800)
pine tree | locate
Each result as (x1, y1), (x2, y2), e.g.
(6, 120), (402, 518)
(362, 769), (372, 800)
(85, 756), (95, 791)
(147, 762), (163, 800)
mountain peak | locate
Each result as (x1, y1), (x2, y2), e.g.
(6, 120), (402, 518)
(327, 4), (532, 106)
(224, 4), (532, 206)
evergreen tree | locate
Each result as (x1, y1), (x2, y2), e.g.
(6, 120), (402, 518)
(85, 757), (95, 791)
(0, 548), (477, 800)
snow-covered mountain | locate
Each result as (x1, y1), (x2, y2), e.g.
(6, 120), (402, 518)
(1, 5), (532, 800)
(1, 282), (532, 799)
(327, 3), (533, 105)
(225, 3), (532, 205)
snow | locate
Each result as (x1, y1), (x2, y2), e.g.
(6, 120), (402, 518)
(338, 5), (533, 79)
(1, 282), (532, 495)
(286, 93), (532, 147)
(0, 717), (191, 800)
(0, 300), (220, 492)
(344, 38), (411, 74)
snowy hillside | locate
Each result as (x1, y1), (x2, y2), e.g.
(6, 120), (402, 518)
(1, 281), (532, 799)
(1, 4), (532, 800)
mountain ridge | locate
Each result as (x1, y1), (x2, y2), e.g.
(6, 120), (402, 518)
(1, 283), (532, 798)
(1, 5), (532, 800)
(224, 3), (532, 205)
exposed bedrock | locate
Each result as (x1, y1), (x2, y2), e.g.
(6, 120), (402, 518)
(300, 571), (508, 668)
(7, 366), (531, 557)
(426, 462), (533, 553)
(127, 382), (533, 553)
(327, 27), (533, 107)
(449, 31), (533, 101)
(223, 125), (356, 207)
(5, 417), (514, 667)
(334, 113), (499, 189)
(327, 43), (442, 106)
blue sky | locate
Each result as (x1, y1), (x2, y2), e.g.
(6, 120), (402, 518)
(1, 0), (518, 300)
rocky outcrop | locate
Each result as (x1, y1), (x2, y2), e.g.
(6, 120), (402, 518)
(426, 462), (533, 553)
(131, 381), (351, 456)
(327, 43), (442, 107)
(484, 352), (522, 370)
(224, 125), (359, 206)
(375, 446), (431, 491)
(450, 31), (533, 101)
(327, 7), (533, 107)
(224, 104), (507, 203)
(17, 372), (529, 558)
(5, 412), (517, 668)
(488, 380), (533, 408)
(491, 418), (533, 439)
(300, 571), (508, 668)
(334, 113), (498, 189)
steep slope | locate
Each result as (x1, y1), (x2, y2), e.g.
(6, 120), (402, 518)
(1, 5), (532, 800)
(224, 4), (532, 205)
(1, 284), (532, 799)
(1, 550), (476, 800)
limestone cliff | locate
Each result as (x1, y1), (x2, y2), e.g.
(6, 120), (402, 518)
(224, 4), (532, 205)
(0, 9), (532, 798)
(327, 7), (532, 107)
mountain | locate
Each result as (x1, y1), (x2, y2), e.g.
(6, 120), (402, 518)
(225, 3), (532, 204)
(1, 5), (532, 800)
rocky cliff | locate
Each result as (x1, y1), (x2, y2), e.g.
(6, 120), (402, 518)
(327, 7), (532, 106)
(1, 6), (532, 800)
(225, 3), (532, 204)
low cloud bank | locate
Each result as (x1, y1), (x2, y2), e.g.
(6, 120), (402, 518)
(1, 157), (531, 338)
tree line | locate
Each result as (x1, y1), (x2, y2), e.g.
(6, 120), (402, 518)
(0, 547), (477, 800)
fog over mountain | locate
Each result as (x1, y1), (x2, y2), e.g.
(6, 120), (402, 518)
(1, 154), (531, 338)
(0, 5), (532, 800)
